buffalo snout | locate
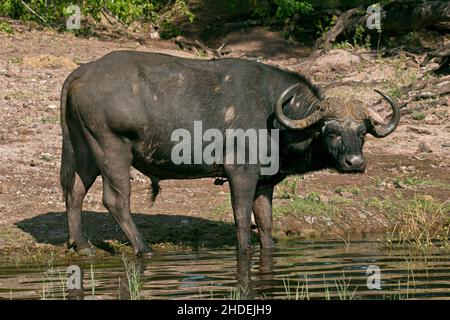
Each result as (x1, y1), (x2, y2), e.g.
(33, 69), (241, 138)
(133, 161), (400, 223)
(341, 154), (366, 172)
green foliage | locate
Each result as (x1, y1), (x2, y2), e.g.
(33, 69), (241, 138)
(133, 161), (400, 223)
(158, 0), (194, 39)
(0, 0), (194, 38)
(329, 195), (352, 205)
(393, 196), (450, 250)
(316, 14), (336, 36)
(305, 191), (321, 203)
(85, 0), (160, 24)
(333, 24), (371, 50)
(158, 19), (180, 39)
(411, 111), (426, 121)
(0, 20), (13, 33)
(402, 31), (419, 46)
(333, 40), (353, 50)
(246, 0), (314, 22)
(174, 0), (194, 23)
(353, 25), (365, 47)
(274, 193), (332, 218)
(394, 176), (431, 187)
(278, 176), (302, 199)
(274, 0), (313, 20)
(0, 0), (22, 18)
(1, 0), (77, 25)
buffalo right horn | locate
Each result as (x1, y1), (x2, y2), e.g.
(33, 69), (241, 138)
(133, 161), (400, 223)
(367, 89), (401, 138)
(275, 84), (326, 130)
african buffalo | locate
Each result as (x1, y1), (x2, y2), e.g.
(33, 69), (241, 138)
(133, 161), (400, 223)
(60, 51), (399, 256)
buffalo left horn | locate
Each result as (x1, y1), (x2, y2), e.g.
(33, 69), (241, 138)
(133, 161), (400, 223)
(367, 89), (401, 138)
(275, 84), (326, 130)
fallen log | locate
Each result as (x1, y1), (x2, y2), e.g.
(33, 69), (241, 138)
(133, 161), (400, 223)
(380, 0), (450, 32)
(313, 1), (450, 53)
(422, 43), (450, 74)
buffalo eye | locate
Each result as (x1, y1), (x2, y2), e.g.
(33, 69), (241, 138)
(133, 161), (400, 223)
(328, 132), (341, 142)
(357, 129), (366, 139)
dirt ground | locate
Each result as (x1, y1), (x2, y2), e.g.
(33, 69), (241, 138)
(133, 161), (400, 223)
(0, 20), (449, 259)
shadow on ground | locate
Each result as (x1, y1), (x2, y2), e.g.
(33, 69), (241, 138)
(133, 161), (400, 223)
(15, 211), (256, 250)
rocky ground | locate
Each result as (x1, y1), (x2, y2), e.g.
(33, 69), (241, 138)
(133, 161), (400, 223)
(0, 19), (449, 260)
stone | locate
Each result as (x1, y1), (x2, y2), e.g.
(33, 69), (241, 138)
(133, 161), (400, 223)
(418, 141), (432, 153)
(0, 183), (8, 194)
(408, 126), (431, 135)
(340, 191), (353, 198)
(419, 195), (434, 202)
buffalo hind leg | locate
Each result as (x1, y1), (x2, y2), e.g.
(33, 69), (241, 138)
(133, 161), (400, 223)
(226, 165), (259, 254)
(252, 185), (275, 249)
(66, 146), (98, 254)
(67, 173), (97, 254)
(99, 140), (153, 257)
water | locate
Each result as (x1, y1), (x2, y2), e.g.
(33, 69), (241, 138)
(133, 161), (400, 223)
(1, 239), (450, 300)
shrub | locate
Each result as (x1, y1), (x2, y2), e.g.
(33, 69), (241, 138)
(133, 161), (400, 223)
(274, 0), (313, 20)
(411, 111), (426, 121)
(0, 20), (13, 33)
(0, 0), (194, 37)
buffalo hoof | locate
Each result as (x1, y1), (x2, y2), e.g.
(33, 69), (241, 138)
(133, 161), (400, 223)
(68, 241), (94, 256)
(136, 247), (155, 259)
(78, 246), (95, 256)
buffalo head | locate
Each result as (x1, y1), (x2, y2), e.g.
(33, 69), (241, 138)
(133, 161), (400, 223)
(275, 85), (400, 173)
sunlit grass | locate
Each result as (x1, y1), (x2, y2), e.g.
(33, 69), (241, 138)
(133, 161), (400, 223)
(274, 192), (334, 218)
(122, 254), (142, 300)
(282, 273), (359, 300)
(370, 195), (450, 251)
(391, 196), (450, 250)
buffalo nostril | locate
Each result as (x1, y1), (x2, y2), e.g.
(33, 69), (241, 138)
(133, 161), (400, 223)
(345, 157), (353, 167)
(345, 155), (365, 168)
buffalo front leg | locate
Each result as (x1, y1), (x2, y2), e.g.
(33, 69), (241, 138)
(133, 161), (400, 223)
(226, 166), (259, 254)
(252, 185), (275, 249)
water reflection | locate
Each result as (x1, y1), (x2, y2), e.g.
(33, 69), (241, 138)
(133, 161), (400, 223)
(1, 239), (450, 300)
(235, 250), (275, 299)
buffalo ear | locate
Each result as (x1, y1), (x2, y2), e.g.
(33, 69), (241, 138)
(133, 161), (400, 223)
(366, 109), (385, 125)
(287, 137), (313, 154)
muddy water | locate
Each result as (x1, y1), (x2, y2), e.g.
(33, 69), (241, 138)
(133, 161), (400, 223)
(1, 239), (449, 300)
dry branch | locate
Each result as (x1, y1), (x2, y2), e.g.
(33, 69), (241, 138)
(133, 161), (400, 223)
(423, 43), (450, 73)
(20, 0), (49, 26)
(174, 36), (230, 57)
(321, 79), (385, 89)
(101, 7), (127, 28)
(399, 76), (450, 109)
